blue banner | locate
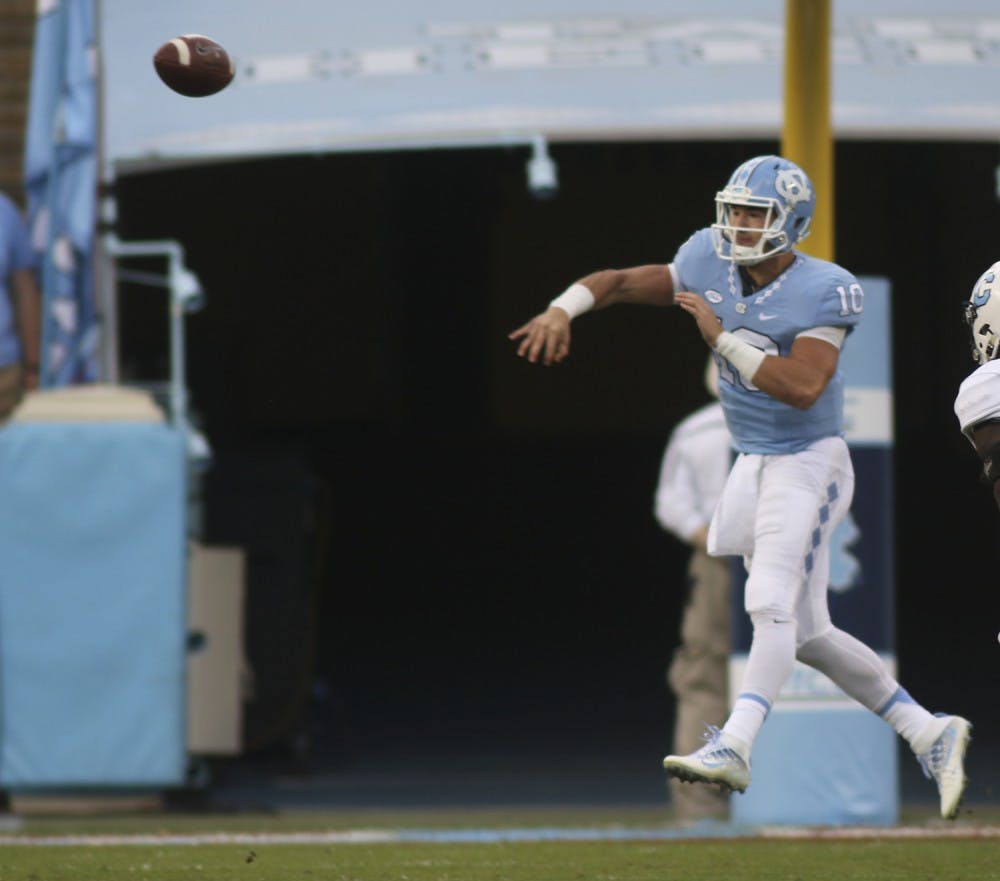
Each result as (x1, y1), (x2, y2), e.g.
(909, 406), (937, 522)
(24, 0), (99, 385)
(0, 422), (187, 787)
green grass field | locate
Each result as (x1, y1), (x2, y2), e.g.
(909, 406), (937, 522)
(3, 838), (999, 881)
(1, 805), (998, 881)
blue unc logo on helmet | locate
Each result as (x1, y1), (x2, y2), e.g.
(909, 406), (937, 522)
(711, 155), (816, 265)
(774, 168), (813, 206)
(966, 260), (1000, 364)
(972, 269), (995, 308)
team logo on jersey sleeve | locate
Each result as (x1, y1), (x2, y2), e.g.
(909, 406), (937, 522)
(705, 289), (723, 303)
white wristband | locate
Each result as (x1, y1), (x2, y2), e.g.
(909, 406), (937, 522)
(714, 331), (766, 382)
(549, 283), (595, 320)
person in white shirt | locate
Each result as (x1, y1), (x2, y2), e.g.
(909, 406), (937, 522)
(654, 360), (732, 822)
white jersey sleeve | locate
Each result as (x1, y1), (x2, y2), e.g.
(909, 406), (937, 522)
(795, 326), (847, 349)
(954, 360), (1000, 442)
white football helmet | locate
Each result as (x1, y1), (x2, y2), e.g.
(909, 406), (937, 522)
(966, 261), (1000, 364)
(711, 155), (815, 265)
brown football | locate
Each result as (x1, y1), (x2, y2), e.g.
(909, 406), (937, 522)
(153, 34), (234, 97)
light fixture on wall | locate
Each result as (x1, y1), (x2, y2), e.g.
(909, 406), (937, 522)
(526, 134), (558, 200)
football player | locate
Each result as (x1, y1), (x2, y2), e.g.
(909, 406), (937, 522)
(955, 261), (1000, 511)
(511, 155), (971, 820)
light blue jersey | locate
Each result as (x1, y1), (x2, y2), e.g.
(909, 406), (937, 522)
(672, 228), (863, 454)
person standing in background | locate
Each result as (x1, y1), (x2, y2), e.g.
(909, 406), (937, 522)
(0, 190), (41, 416)
(654, 359), (732, 823)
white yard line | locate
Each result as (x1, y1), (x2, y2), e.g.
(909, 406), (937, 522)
(0, 824), (997, 846)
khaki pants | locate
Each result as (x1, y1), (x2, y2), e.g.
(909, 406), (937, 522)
(0, 364), (24, 422)
(667, 549), (732, 821)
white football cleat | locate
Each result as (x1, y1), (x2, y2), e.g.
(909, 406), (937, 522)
(916, 715), (972, 820)
(663, 726), (751, 794)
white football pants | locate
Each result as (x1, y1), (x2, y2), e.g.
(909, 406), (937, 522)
(742, 434), (853, 635)
(717, 436), (900, 747)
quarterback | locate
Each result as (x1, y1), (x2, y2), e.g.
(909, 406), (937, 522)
(511, 155), (971, 820)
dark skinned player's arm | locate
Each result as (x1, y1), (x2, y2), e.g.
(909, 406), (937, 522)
(970, 421), (1000, 511)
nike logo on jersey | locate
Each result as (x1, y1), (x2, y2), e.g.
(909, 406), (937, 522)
(759, 313), (778, 321)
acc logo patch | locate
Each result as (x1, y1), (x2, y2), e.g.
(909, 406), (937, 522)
(705, 289), (723, 303)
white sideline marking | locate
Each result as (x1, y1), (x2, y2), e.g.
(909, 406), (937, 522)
(0, 825), (997, 846)
(0, 830), (396, 847)
(761, 825), (1000, 840)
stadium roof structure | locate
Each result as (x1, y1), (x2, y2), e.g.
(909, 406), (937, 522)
(100, 0), (1000, 173)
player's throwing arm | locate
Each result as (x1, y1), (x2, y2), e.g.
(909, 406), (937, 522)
(509, 265), (674, 365)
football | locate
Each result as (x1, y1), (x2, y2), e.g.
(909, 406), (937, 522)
(153, 34), (234, 97)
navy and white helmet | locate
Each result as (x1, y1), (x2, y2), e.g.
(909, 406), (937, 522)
(965, 261), (1000, 364)
(711, 155), (815, 265)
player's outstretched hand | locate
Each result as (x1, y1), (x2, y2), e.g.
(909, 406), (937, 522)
(509, 307), (572, 365)
(675, 291), (723, 347)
